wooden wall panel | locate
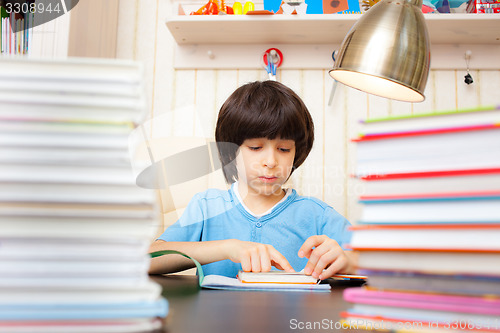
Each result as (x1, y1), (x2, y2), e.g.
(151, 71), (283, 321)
(478, 71), (500, 106)
(68, 0), (119, 58)
(324, 75), (349, 217)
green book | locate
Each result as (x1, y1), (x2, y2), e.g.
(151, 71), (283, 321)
(359, 105), (500, 137)
(1, 5), (9, 18)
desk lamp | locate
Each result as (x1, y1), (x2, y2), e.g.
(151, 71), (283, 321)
(329, 0), (430, 102)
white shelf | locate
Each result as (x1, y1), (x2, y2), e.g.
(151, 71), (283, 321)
(166, 13), (500, 69)
(166, 13), (500, 45)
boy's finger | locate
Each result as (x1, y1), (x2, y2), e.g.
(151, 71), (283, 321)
(240, 254), (252, 272)
(269, 248), (294, 272)
(312, 248), (341, 278)
(250, 249), (262, 272)
(318, 253), (347, 280)
(303, 242), (330, 276)
(298, 235), (325, 258)
(259, 247), (272, 272)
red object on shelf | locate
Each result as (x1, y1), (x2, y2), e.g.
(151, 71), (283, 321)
(467, 0), (500, 13)
(190, 0), (232, 15)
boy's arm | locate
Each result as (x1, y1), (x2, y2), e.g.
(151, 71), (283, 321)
(148, 239), (294, 275)
(148, 239), (231, 275)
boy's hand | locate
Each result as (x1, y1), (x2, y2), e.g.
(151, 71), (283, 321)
(225, 239), (295, 273)
(298, 235), (349, 280)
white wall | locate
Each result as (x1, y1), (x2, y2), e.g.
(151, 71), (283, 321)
(116, 0), (500, 227)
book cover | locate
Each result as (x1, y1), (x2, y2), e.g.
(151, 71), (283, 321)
(201, 274), (331, 292)
(0, 299), (168, 320)
(237, 271), (319, 284)
(359, 168), (500, 197)
(355, 250), (500, 276)
(358, 105), (500, 137)
(349, 223), (500, 251)
(0, 318), (163, 333)
(342, 310), (500, 332)
(355, 126), (500, 178)
(358, 269), (500, 296)
(343, 288), (500, 315)
(358, 193), (500, 224)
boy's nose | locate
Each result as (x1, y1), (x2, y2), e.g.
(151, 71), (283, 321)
(263, 151), (277, 168)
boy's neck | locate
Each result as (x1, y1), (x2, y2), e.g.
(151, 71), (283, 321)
(236, 183), (286, 216)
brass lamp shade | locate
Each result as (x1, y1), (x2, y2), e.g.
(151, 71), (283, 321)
(329, 0), (430, 103)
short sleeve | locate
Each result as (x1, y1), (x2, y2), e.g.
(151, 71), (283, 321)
(156, 193), (205, 242)
(320, 206), (352, 249)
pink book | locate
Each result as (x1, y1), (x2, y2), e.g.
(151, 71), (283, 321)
(344, 288), (500, 316)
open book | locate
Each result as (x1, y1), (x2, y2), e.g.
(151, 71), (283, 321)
(201, 274), (331, 292)
(200, 271), (367, 292)
(238, 270), (367, 284)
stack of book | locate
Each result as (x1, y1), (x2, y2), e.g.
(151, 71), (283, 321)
(0, 58), (167, 332)
(343, 106), (500, 332)
(1, 4), (33, 55)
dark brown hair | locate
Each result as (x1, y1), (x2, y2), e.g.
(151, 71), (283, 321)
(215, 81), (314, 183)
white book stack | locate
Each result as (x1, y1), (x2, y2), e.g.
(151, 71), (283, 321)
(0, 58), (167, 332)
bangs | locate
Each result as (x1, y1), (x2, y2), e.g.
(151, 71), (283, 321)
(231, 85), (307, 145)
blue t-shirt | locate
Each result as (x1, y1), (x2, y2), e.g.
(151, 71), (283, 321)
(157, 183), (352, 278)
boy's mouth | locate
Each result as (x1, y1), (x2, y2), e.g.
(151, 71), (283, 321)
(259, 176), (278, 183)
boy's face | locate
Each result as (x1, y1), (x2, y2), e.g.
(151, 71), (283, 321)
(236, 137), (295, 197)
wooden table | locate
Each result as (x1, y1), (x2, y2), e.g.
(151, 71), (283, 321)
(151, 275), (365, 333)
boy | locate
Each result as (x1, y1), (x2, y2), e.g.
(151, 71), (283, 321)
(149, 81), (356, 280)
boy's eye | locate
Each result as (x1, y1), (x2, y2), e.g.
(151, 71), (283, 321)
(279, 148), (291, 152)
(248, 146), (261, 151)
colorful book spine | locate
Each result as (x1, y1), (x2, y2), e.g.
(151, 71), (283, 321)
(344, 105), (500, 332)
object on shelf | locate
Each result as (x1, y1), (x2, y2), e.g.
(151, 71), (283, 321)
(264, 0), (349, 13)
(190, 0), (219, 14)
(421, 0), (437, 12)
(243, 0), (255, 13)
(361, 0), (380, 11)
(426, 0), (469, 12)
(322, 0), (352, 13)
(190, 0), (233, 14)
(436, 0), (451, 12)
(246, 9), (275, 14)
(467, 0), (500, 12)
(338, 0), (363, 13)
(276, 0), (308, 14)
(233, 1), (243, 13)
